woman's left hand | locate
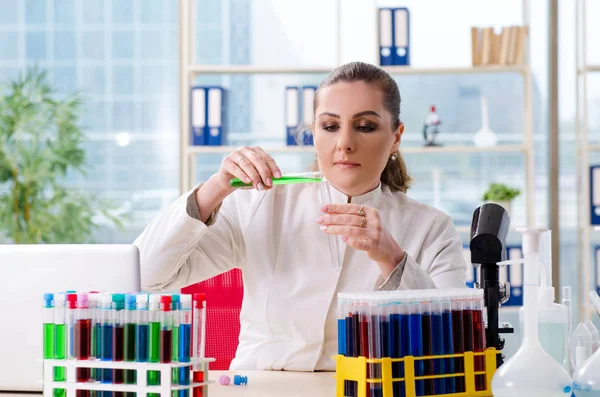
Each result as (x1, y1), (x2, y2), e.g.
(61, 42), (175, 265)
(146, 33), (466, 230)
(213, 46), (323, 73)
(317, 204), (405, 277)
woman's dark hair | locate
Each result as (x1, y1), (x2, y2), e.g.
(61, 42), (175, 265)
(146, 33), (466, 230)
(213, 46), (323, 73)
(311, 61), (412, 192)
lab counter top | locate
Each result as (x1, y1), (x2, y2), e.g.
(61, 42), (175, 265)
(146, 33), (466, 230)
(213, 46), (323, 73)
(206, 370), (335, 396)
(0, 370), (336, 397)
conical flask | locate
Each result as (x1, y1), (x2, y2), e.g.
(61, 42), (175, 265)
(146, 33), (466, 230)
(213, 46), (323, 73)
(491, 228), (573, 397)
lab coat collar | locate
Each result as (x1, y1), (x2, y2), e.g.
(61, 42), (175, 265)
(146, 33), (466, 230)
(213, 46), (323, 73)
(325, 180), (383, 207)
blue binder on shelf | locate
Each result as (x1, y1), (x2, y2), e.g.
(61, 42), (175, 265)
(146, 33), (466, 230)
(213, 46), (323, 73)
(190, 86), (225, 146)
(206, 86), (225, 146)
(595, 246), (600, 296)
(393, 8), (410, 66)
(590, 165), (600, 225)
(378, 7), (410, 66)
(285, 86), (300, 146)
(378, 8), (394, 66)
(190, 87), (206, 146)
(301, 85), (317, 146)
(504, 245), (524, 306)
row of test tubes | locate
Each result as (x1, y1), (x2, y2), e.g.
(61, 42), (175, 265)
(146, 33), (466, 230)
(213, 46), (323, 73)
(337, 289), (486, 397)
(42, 292), (207, 397)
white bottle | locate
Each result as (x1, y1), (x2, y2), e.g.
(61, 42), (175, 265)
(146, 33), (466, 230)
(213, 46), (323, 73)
(492, 228), (572, 397)
(518, 230), (569, 370)
(519, 288), (570, 370)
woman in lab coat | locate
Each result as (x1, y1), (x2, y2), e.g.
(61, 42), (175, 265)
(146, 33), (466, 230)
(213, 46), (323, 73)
(135, 61), (467, 372)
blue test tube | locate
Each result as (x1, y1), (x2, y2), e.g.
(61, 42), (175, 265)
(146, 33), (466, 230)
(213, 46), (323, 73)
(431, 293), (446, 394)
(442, 294), (455, 393)
(136, 294), (149, 363)
(389, 294), (405, 397)
(100, 293), (113, 397)
(337, 294), (349, 397)
(421, 296), (434, 396)
(178, 294), (192, 397)
(337, 293), (347, 357)
(408, 294), (424, 396)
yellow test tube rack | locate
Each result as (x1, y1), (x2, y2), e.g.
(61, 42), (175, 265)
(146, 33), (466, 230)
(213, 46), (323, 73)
(334, 348), (499, 397)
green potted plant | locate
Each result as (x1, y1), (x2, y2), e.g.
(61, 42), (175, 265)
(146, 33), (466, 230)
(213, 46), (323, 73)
(482, 183), (521, 216)
(0, 69), (122, 243)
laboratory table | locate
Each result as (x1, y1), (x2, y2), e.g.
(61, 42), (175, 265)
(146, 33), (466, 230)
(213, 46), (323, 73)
(0, 370), (336, 397)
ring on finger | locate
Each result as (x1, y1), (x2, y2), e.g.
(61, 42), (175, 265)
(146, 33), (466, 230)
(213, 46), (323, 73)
(357, 205), (365, 216)
(360, 215), (366, 228)
(236, 155), (247, 165)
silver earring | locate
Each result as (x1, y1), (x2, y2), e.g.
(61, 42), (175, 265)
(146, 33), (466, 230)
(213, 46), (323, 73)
(390, 152), (398, 161)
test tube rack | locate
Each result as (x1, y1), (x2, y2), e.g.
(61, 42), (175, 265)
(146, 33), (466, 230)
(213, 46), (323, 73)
(334, 348), (500, 397)
(41, 357), (215, 397)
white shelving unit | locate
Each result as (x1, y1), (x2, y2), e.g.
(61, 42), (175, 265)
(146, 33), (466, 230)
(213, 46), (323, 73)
(178, 0), (536, 230)
(575, 0), (600, 322)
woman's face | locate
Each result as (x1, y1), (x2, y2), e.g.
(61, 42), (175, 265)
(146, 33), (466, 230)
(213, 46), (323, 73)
(313, 81), (402, 197)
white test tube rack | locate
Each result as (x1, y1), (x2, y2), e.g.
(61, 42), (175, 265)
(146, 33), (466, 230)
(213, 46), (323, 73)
(42, 357), (215, 397)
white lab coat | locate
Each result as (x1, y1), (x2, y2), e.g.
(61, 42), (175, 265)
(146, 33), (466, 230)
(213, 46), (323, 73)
(134, 181), (467, 371)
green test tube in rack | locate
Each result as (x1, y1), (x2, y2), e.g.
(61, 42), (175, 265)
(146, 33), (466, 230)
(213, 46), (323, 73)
(148, 294), (161, 397)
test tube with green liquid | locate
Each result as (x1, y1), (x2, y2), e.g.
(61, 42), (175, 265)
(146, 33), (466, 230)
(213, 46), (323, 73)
(229, 171), (323, 188)
(148, 294), (161, 397)
(53, 293), (67, 397)
(43, 293), (55, 396)
(43, 293), (55, 360)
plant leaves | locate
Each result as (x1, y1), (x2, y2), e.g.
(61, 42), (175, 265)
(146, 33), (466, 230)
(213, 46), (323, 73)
(0, 68), (122, 243)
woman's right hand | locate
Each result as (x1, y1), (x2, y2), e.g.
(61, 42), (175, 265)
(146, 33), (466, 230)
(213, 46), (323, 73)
(214, 146), (282, 193)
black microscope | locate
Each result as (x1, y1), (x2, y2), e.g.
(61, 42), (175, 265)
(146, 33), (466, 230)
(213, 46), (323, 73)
(469, 203), (514, 368)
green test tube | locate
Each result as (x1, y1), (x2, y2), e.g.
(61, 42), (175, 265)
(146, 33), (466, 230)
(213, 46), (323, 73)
(43, 293), (55, 360)
(148, 294), (161, 397)
(54, 293), (66, 397)
(229, 172), (323, 188)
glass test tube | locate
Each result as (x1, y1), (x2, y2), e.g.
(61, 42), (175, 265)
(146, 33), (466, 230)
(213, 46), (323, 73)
(178, 294), (192, 397)
(421, 296), (434, 396)
(43, 293), (55, 360)
(89, 291), (100, 395)
(54, 293), (67, 397)
(75, 293), (91, 397)
(408, 295), (424, 396)
(124, 294), (137, 397)
(171, 294), (180, 396)
(192, 294), (206, 397)
(452, 293), (465, 393)
(136, 294), (149, 364)
(337, 294), (347, 357)
(148, 294), (161, 397)
(160, 295), (173, 364)
(112, 294), (125, 397)
(100, 293), (113, 397)
(431, 294), (446, 395)
(441, 295), (455, 393)
(472, 290), (486, 391)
